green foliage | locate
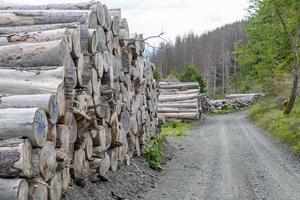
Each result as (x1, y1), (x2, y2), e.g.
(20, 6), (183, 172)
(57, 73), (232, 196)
(213, 107), (238, 115)
(249, 97), (300, 155)
(171, 64), (207, 93)
(143, 120), (193, 170)
(153, 69), (161, 81)
(233, 0), (299, 95)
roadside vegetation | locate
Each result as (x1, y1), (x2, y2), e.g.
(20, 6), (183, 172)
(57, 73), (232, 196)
(249, 98), (300, 155)
(143, 120), (193, 170)
(213, 107), (239, 115)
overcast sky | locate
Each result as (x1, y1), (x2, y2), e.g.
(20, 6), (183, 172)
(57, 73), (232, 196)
(1, 0), (249, 45)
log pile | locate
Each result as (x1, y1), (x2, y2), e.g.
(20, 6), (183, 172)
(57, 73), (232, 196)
(210, 93), (264, 111)
(0, 1), (161, 199)
(158, 82), (201, 120)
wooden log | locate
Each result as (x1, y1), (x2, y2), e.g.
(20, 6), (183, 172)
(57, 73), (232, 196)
(76, 54), (92, 88)
(159, 82), (199, 90)
(0, 1), (98, 10)
(32, 141), (57, 181)
(48, 124), (57, 146)
(102, 4), (112, 30)
(0, 138), (32, 178)
(0, 178), (28, 200)
(162, 112), (199, 120)
(87, 29), (98, 53)
(48, 172), (62, 200)
(112, 16), (120, 36)
(84, 133), (93, 161)
(158, 93), (199, 102)
(0, 108), (48, 147)
(28, 178), (48, 200)
(56, 125), (70, 160)
(0, 94), (59, 124)
(0, 40), (70, 68)
(72, 149), (85, 178)
(0, 22), (80, 35)
(97, 152), (110, 176)
(70, 26), (81, 58)
(92, 52), (104, 79)
(0, 28), (73, 49)
(106, 30), (113, 53)
(110, 148), (119, 172)
(96, 26), (106, 52)
(159, 89), (200, 95)
(158, 108), (199, 113)
(60, 112), (78, 144)
(0, 10), (93, 26)
(61, 167), (71, 192)
(158, 103), (198, 109)
(120, 110), (131, 134)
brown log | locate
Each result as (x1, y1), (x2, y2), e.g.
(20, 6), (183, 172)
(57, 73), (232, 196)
(0, 94), (59, 124)
(32, 141), (57, 181)
(0, 108), (48, 147)
(84, 133), (93, 161)
(96, 26), (106, 52)
(0, 138), (32, 178)
(0, 178), (28, 200)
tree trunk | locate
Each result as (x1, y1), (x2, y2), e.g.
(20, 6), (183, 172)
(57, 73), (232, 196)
(28, 178), (48, 200)
(47, 172), (62, 200)
(0, 94), (59, 124)
(32, 141), (57, 181)
(0, 178), (28, 200)
(0, 138), (32, 178)
(0, 108), (48, 147)
(0, 40), (70, 68)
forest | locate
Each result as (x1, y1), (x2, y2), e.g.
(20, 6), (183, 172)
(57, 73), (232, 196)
(151, 21), (247, 97)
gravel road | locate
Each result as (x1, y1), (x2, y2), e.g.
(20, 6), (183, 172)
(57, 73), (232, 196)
(144, 112), (300, 200)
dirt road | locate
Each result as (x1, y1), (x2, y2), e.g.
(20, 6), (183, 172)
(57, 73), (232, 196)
(145, 112), (300, 200)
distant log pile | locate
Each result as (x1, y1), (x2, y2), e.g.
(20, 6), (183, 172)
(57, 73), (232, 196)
(158, 82), (201, 120)
(0, 1), (161, 199)
(210, 93), (264, 111)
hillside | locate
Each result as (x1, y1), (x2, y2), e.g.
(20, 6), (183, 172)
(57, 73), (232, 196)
(151, 21), (247, 97)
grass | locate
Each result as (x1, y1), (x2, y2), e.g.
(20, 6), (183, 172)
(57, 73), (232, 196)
(249, 97), (300, 155)
(143, 120), (193, 170)
(213, 106), (238, 115)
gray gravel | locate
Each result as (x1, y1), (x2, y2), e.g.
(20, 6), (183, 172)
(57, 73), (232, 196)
(144, 112), (300, 200)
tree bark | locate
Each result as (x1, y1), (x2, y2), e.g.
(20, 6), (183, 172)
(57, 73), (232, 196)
(0, 178), (28, 200)
(0, 138), (32, 178)
(0, 108), (48, 147)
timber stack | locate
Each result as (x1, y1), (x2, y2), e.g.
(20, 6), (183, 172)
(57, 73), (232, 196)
(0, 1), (160, 199)
(158, 82), (201, 120)
(210, 93), (264, 111)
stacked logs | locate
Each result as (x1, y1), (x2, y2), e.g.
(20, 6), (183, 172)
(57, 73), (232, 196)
(158, 82), (201, 120)
(0, 1), (160, 199)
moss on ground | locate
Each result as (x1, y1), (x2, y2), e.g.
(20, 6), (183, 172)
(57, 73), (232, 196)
(143, 120), (193, 170)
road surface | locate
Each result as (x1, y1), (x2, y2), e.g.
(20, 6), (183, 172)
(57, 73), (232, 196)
(145, 112), (300, 200)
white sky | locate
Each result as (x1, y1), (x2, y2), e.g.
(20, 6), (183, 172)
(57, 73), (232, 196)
(1, 0), (249, 45)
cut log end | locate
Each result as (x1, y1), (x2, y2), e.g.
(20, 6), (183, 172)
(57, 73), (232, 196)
(33, 108), (49, 147)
